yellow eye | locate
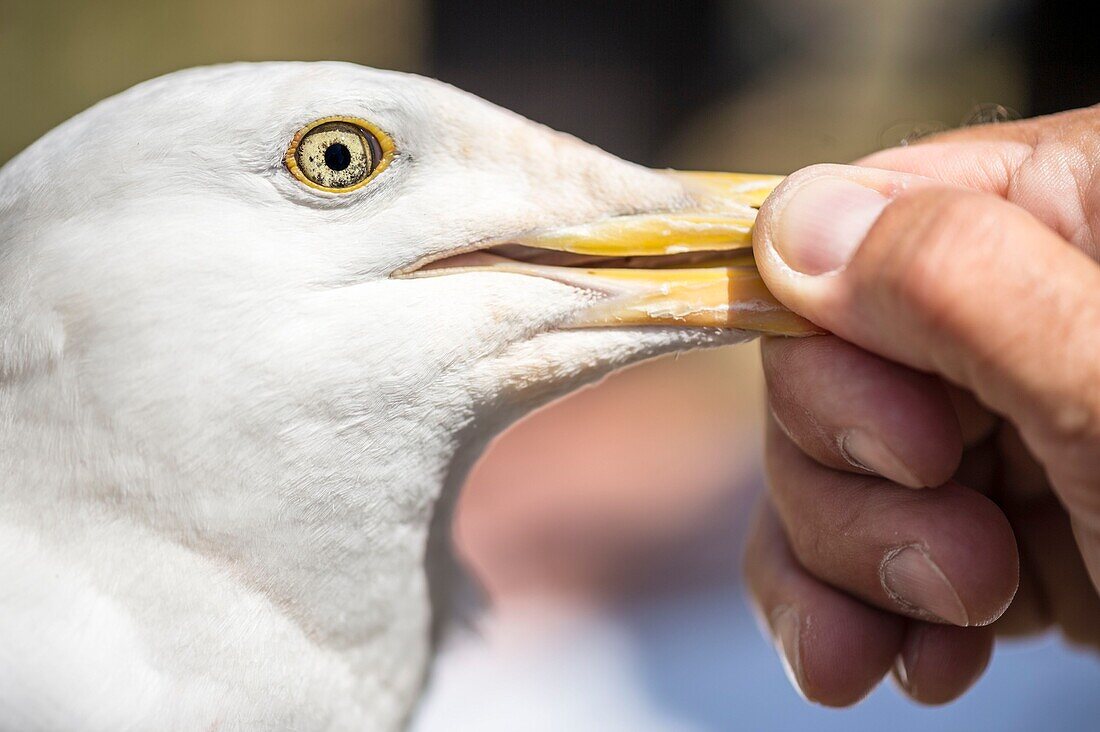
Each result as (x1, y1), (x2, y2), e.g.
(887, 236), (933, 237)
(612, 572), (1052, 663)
(285, 117), (393, 192)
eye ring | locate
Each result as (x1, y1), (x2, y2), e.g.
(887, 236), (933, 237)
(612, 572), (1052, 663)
(285, 116), (394, 193)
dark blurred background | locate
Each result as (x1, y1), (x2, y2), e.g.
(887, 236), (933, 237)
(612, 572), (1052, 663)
(5, 0), (1099, 168)
(3, 2), (1099, 730)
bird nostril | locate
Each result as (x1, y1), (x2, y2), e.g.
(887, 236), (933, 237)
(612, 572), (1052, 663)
(325, 143), (353, 172)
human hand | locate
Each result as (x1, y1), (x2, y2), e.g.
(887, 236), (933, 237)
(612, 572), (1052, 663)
(744, 108), (1100, 706)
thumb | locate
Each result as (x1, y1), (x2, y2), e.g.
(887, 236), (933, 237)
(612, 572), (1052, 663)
(753, 164), (1100, 563)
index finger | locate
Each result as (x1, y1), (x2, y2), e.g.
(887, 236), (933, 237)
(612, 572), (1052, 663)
(753, 165), (1100, 527)
(857, 107), (1100, 258)
(762, 334), (961, 488)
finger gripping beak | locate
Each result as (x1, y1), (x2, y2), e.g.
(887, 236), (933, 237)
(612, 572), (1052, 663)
(561, 171), (819, 336)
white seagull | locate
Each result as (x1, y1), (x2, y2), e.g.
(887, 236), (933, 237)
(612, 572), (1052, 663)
(0, 62), (812, 731)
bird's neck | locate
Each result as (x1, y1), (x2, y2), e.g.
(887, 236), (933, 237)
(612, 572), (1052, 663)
(2, 305), (700, 725)
(1, 362), (482, 725)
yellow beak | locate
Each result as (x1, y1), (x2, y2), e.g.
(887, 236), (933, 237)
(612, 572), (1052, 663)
(409, 172), (819, 336)
(525, 172), (817, 336)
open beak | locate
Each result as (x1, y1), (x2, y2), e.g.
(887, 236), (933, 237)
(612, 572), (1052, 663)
(407, 172), (819, 336)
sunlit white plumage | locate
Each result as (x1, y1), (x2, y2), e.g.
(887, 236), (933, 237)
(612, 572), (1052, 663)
(0, 62), (759, 730)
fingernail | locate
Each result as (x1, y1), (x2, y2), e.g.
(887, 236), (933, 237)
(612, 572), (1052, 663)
(881, 545), (969, 626)
(893, 653), (912, 694)
(771, 606), (806, 697)
(775, 177), (889, 275)
(893, 626), (923, 695)
(841, 428), (925, 488)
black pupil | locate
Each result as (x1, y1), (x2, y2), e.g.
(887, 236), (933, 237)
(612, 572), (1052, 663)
(324, 143), (353, 172)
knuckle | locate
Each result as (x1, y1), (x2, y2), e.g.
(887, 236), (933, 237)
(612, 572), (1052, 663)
(855, 190), (1004, 345)
(785, 476), (875, 576)
(787, 519), (827, 572)
(1032, 336), (1100, 467)
(1050, 400), (1097, 446)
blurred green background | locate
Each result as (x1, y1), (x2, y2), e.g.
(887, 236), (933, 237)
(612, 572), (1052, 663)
(0, 0), (424, 163)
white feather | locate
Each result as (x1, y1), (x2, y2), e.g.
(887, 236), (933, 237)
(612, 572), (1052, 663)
(0, 62), (749, 730)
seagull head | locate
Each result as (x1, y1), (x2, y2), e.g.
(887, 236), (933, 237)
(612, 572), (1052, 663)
(2, 62), (810, 492)
(0, 62), (812, 725)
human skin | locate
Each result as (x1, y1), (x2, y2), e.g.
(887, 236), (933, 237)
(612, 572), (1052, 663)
(743, 107), (1100, 706)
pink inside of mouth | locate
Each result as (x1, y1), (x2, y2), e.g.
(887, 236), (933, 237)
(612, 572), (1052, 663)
(417, 251), (510, 271)
(414, 244), (753, 275)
